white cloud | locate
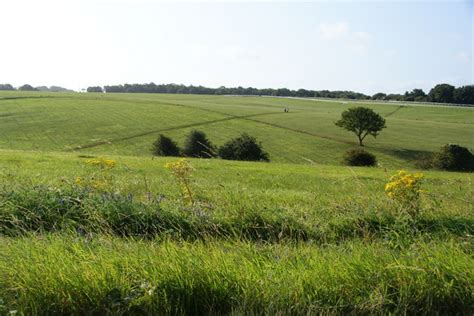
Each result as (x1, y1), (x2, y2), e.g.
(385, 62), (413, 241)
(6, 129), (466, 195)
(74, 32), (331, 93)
(318, 22), (349, 39)
(216, 46), (260, 62)
(354, 31), (372, 42)
(384, 49), (398, 58)
(318, 22), (372, 55)
(349, 31), (373, 55)
(456, 51), (471, 64)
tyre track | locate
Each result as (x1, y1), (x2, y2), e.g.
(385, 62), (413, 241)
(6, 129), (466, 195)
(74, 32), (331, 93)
(69, 98), (354, 151)
(384, 105), (405, 118)
(67, 111), (283, 151)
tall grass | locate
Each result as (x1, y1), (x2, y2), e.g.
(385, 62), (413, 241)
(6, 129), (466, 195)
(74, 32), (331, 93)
(0, 235), (472, 315)
(0, 152), (472, 314)
(0, 185), (472, 242)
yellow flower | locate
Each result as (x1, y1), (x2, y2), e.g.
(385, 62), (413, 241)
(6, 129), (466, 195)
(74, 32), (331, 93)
(165, 159), (195, 205)
(85, 157), (116, 169)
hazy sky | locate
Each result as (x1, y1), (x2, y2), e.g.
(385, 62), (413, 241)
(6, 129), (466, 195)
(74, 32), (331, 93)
(1, 0), (472, 94)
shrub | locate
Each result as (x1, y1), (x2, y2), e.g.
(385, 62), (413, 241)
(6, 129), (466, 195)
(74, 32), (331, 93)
(433, 144), (474, 172)
(152, 134), (181, 157)
(218, 133), (269, 162)
(183, 130), (216, 158)
(343, 149), (377, 166)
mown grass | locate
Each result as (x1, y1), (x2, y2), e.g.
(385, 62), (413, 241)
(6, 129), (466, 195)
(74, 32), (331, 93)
(0, 91), (472, 167)
(0, 235), (472, 315)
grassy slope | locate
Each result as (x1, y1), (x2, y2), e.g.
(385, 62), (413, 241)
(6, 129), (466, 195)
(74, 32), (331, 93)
(0, 149), (471, 217)
(0, 92), (472, 167)
(0, 92), (472, 313)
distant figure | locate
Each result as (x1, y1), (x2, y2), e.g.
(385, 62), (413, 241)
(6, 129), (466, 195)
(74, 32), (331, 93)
(284, 107), (289, 113)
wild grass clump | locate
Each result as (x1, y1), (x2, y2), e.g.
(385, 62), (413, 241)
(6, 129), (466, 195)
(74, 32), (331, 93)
(0, 183), (472, 242)
(0, 236), (472, 315)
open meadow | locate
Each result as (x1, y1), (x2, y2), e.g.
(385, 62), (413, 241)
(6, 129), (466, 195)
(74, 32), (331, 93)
(0, 92), (472, 166)
(0, 92), (472, 314)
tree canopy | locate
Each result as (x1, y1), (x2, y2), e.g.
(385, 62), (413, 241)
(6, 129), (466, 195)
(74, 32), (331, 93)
(335, 107), (386, 146)
(428, 84), (455, 103)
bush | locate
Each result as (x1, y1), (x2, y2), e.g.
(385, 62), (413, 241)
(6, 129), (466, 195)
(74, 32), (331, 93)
(433, 144), (474, 172)
(183, 130), (216, 158)
(218, 133), (269, 162)
(152, 134), (181, 157)
(343, 149), (377, 166)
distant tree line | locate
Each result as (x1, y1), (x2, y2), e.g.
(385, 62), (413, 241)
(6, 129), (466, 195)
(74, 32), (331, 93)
(2, 81), (472, 105)
(371, 84), (474, 105)
(97, 83), (371, 100)
(0, 84), (72, 92)
(83, 82), (474, 105)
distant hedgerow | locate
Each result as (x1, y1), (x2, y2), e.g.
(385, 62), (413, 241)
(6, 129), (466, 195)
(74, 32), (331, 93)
(218, 133), (269, 162)
(343, 149), (377, 166)
(152, 134), (181, 157)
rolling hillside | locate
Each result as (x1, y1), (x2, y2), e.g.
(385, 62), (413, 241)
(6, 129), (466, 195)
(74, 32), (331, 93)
(0, 91), (472, 314)
(0, 91), (472, 167)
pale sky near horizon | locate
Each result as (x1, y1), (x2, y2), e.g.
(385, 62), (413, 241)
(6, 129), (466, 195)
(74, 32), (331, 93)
(1, 0), (472, 95)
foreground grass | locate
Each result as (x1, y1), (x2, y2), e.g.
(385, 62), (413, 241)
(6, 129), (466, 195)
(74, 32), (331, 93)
(0, 235), (472, 315)
(1, 183), (472, 244)
(0, 150), (472, 242)
(0, 151), (472, 314)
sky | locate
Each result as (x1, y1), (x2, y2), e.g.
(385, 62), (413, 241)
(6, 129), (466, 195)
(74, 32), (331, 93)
(0, 0), (472, 95)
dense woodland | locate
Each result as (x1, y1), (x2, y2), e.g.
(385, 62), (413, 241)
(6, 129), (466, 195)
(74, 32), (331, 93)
(1, 82), (473, 105)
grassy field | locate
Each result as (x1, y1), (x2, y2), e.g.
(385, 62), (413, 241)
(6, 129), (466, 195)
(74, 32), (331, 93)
(0, 91), (472, 167)
(0, 92), (472, 314)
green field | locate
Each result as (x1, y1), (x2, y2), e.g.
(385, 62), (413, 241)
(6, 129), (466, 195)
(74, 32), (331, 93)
(0, 92), (472, 314)
(0, 91), (472, 167)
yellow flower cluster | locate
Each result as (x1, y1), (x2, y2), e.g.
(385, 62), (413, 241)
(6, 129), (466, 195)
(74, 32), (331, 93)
(165, 159), (193, 178)
(385, 170), (423, 201)
(75, 176), (110, 191)
(85, 157), (116, 170)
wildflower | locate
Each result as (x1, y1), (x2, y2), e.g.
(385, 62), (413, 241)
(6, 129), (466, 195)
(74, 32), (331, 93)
(165, 159), (194, 205)
(85, 157), (116, 170)
(75, 176), (84, 185)
(385, 170), (424, 216)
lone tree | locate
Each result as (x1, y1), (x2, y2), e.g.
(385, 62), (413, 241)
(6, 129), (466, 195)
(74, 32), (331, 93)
(335, 107), (386, 146)
(183, 130), (216, 158)
(152, 134), (180, 157)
